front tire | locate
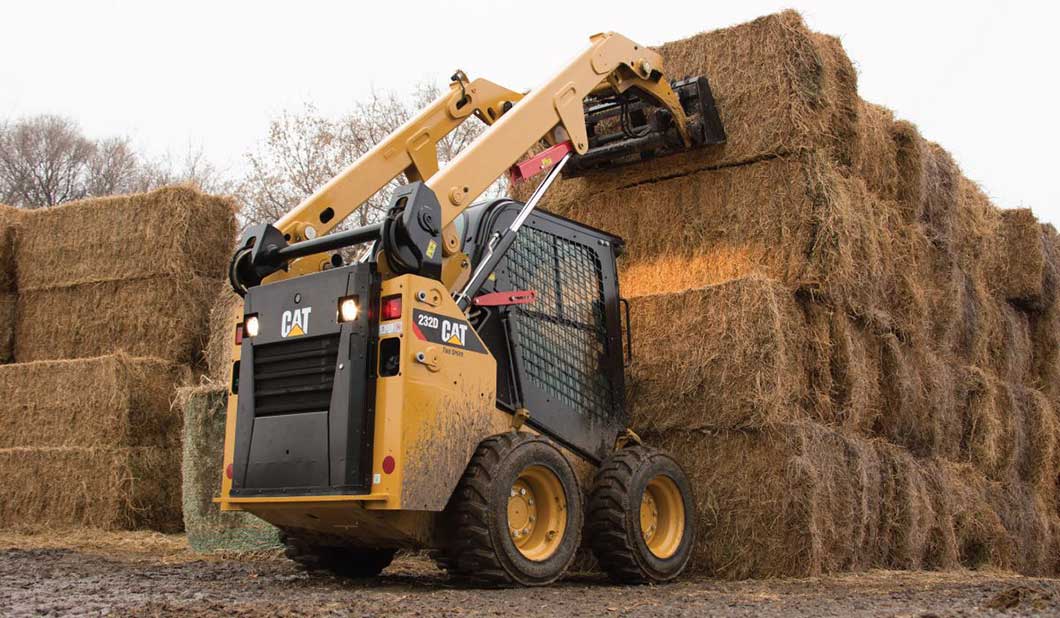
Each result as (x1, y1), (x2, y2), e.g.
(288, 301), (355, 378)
(587, 445), (695, 583)
(444, 432), (583, 586)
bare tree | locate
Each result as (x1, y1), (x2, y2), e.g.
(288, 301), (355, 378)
(85, 136), (140, 197)
(134, 143), (232, 195)
(0, 115), (230, 208)
(237, 82), (498, 229)
(0, 115), (94, 207)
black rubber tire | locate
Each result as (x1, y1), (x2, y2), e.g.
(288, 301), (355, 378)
(587, 445), (695, 584)
(281, 534), (395, 579)
(444, 432), (583, 586)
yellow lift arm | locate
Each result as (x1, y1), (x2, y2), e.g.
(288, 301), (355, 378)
(259, 32), (694, 289)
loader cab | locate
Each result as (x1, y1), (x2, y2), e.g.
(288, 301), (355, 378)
(456, 199), (630, 462)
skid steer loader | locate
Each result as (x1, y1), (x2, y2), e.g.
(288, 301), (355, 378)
(219, 31), (725, 586)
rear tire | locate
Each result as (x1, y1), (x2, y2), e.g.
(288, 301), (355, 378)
(444, 432), (582, 586)
(281, 533), (395, 579)
(587, 445), (695, 584)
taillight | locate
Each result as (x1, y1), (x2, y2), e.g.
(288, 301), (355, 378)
(381, 294), (402, 320)
(234, 323), (244, 345)
(225, 463), (233, 479)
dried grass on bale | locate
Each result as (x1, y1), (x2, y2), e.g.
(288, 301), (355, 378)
(0, 293), (14, 363)
(204, 286), (242, 383)
(626, 277), (809, 431)
(524, 11), (864, 207)
(179, 385), (281, 552)
(1029, 227), (1060, 398)
(0, 446), (181, 531)
(822, 307), (882, 432)
(993, 209), (1046, 306)
(875, 335), (960, 460)
(14, 275), (220, 364)
(987, 483), (1054, 575)
(891, 121), (961, 229)
(649, 421), (919, 577)
(14, 186), (237, 291)
(0, 354), (188, 448)
(647, 422), (872, 578)
(650, 420), (1052, 578)
(951, 367), (1057, 490)
(550, 154), (928, 340)
(0, 204), (22, 294)
(926, 459), (1010, 570)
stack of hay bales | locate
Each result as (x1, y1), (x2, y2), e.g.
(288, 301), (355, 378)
(521, 11), (1060, 577)
(0, 187), (235, 532)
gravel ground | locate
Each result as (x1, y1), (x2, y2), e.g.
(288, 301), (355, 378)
(1, 531), (1058, 617)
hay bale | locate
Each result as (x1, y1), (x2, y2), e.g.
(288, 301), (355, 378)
(892, 121), (961, 232)
(992, 209), (1046, 306)
(987, 483), (1054, 575)
(929, 460), (1010, 569)
(179, 385), (281, 552)
(550, 153), (927, 340)
(14, 275), (220, 364)
(204, 286), (242, 383)
(14, 186), (236, 291)
(528, 11), (863, 207)
(649, 421), (880, 578)
(826, 309), (882, 432)
(0, 293), (14, 363)
(0, 355), (188, 448)
(875, 335), (959, 459)
(0, 446), (181, 531)
(854, 102), (899, 201)
(1029, 227), (1060, 400)
(0, 204), (22, 294)
(627, 277), (810, 430)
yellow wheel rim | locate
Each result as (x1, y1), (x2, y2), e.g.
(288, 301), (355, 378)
(640, 475), (685, 559)
(507, 465), (567, 561)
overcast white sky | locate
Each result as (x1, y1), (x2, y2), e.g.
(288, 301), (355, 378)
(1, 1), (1056, 223)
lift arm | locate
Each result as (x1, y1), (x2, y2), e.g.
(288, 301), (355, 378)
(275, 75), (524, 279)
(234, 31), (709, 291)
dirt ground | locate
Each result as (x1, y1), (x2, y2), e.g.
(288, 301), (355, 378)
(1, 531), (1058, 617)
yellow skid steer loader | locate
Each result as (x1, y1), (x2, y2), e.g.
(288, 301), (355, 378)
(218, 31), (725, 586)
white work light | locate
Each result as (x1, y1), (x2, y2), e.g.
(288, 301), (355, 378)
(338, 297), (359, 322)
(243, 314), (260, 338)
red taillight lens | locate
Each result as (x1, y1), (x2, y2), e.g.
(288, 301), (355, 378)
(225, 463), (233, 479)
(381, 295), (402, 321)
(234, 323), (244, 345)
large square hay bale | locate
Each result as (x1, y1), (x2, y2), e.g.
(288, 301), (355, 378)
(14, 186), (236, 291)
(649, 421), (1043, 577)
(627, 277), (809, 430)
(0, 204), (22, 294)
(204, 287), (242, 384)
(992, 209), (1046, 306)
(557, 154), (925, 339)
(0, 355), (188, 448)
(179, 385), (281, 552)
(0, 446), (181, 531)
(649, 422), (882, 578)
(14, 275), (219, 364)
(531, 11), (862, 206)
(891, 121), (961, 227)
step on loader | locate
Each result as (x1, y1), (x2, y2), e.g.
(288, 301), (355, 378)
(219, 31), (725, 586)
